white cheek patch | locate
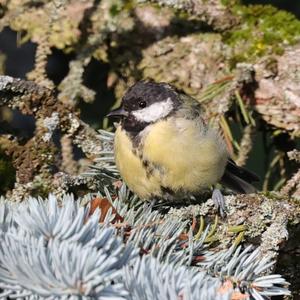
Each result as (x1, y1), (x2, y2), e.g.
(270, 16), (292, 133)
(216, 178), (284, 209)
(132, 97), (174, 123)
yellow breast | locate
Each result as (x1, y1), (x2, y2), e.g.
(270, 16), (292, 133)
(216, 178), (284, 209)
(114, 118), (228, 199)
(114, 125), (162, 199)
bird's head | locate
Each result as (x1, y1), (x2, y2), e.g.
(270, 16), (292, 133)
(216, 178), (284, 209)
(107, 81), (181, 133)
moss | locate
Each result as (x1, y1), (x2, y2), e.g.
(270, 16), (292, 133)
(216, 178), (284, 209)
(0, 149), (16, 195)
(110, 0), (131, 16)
(224, 4), (300, 66)
(30, 177), (51, 199)
(221, 0), (240, 6)
(10, 7), (80, 51)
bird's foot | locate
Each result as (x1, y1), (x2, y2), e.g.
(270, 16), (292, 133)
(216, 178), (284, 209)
(212, 188), (227, 218)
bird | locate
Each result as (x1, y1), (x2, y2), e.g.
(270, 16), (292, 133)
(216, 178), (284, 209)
(107, 80), (259, 212)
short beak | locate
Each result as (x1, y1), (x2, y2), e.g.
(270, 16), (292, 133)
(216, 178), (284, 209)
(107, 106), (129, 118)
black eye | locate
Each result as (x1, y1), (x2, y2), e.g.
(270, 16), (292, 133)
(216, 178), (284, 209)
(138, 100), (147, 108)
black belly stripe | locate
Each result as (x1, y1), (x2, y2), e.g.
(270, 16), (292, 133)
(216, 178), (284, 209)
(140, 158), (154, 178)
(160, 186), (175, 195)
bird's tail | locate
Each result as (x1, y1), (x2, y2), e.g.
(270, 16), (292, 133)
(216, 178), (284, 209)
(220, 159), (259, 194)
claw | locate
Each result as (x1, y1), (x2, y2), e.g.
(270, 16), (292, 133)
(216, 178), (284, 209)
(212, 188), (227, 217)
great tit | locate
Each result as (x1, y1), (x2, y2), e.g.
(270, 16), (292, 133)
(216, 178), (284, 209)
(108, 81), (258, 204)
